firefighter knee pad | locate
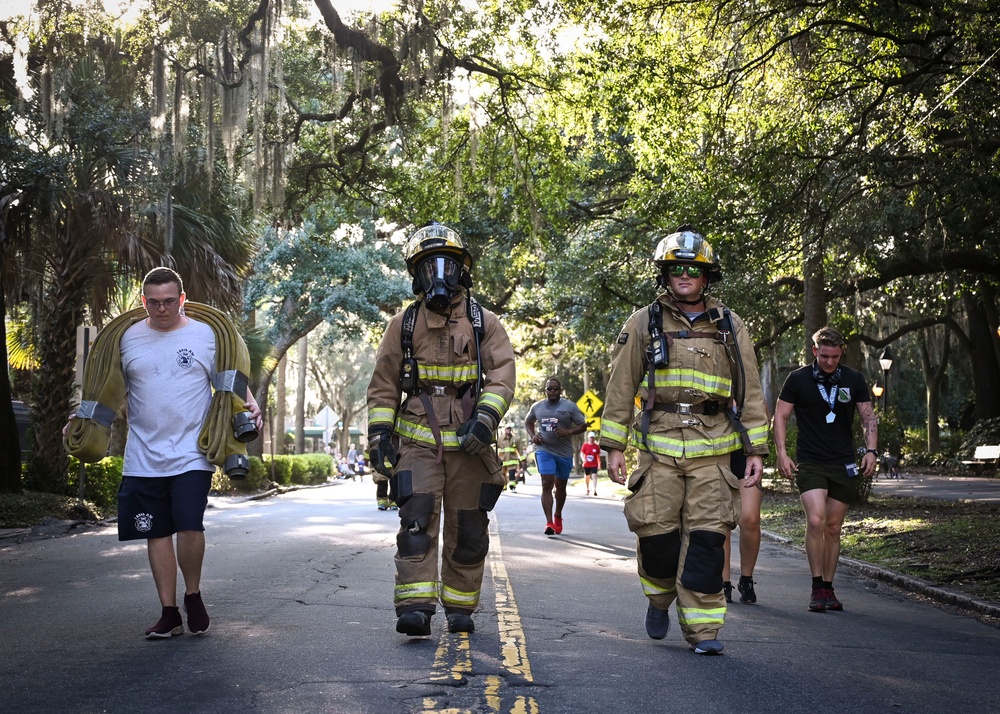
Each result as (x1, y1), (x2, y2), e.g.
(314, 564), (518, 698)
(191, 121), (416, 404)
(638, 531), (681, 579)
(680, 530), (726, 594)
(452, 509), (490, 565)
(396, 493), (435, 558)
(479, 482), (503, 512)
(390, 469), (413, 507)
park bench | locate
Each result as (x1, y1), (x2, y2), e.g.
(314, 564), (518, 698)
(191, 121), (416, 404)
(961, 444), (1000, 473)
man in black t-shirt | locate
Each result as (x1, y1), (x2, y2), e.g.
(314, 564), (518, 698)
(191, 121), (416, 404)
(773, 326), (878, 614)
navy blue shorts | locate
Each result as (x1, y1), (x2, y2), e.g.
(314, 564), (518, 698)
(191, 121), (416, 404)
(117, 470), (212, 541)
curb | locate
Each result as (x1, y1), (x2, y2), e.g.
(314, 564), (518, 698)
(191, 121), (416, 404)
(761, 529), (1000, 619)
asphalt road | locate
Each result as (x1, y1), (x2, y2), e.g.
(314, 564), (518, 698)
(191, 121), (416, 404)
(2, 475), (999, 713)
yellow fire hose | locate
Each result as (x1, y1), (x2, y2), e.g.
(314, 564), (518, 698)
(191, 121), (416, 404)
(65, 302), (255, 477)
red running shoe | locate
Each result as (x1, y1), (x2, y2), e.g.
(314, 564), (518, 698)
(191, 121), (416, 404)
(825, 588), (844, 611)
(544, 522), (555, 535)
(553, 516), (563, 534)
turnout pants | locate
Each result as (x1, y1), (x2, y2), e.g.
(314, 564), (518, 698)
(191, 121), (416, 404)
(392, 444), (505, 616)
(623, 451), (741, 644)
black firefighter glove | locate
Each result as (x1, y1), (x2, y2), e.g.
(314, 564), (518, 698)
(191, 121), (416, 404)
(457, 410), (497, 456)
(368, 428), (398, 482)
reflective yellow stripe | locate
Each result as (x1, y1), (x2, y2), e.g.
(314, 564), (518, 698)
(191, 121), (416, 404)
(418, 364), (479, 382)
(640, 577), (675, 596)
(641, 368), (732, 397)
(629, 430), (744, 458)
(368, 407), (396, 428)
(502, 458), (519, 467)
(395, 581), (440, 601)
(478, 391), (509, 415)
(396, 419), (461, 449)
(677, 606), (726, 626)
(441, 584), (480, 608)
(601, 419), (629, 447)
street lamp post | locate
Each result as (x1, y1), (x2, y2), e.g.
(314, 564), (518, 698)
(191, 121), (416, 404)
(872, 383), (884, 411)
(879, 347), (894, 412)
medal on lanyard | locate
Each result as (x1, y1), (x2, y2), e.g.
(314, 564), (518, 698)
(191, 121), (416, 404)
(817, 383), (837, 423)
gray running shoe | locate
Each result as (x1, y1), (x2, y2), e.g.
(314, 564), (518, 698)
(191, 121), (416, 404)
(644, 602), (670, 640)
(692, 639), (724, 655)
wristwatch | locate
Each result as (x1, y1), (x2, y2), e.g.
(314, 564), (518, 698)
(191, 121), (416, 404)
(865, 448), (878, 456)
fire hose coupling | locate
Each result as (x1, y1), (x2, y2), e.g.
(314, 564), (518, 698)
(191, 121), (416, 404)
(224, 453), (250, 479)
(232, 411), (260, 443)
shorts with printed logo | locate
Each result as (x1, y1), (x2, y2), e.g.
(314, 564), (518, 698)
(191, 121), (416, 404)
(535, 451), (574, 480)
(794, 462), (860, 505)
(117, 470), (213, 541)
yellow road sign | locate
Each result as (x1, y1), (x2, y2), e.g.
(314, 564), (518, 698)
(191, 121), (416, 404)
(584, 417), (601, 433)
(577, 389), (603, 417)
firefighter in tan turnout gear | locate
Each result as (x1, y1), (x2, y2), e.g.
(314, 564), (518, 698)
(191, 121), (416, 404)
(601, 225), (769, 655)
(367, 224), (516, 637)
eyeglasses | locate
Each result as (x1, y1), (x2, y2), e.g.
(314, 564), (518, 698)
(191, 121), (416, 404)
(667, 264), (703, 278)
(144, 297), (179, 310)
(545, 386), (561, 392)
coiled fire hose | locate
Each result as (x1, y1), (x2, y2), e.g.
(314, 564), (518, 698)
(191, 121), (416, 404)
(64, 302), (255, 477)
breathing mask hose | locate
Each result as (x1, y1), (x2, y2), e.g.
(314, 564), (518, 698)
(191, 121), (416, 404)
(65, 303), (253, 475)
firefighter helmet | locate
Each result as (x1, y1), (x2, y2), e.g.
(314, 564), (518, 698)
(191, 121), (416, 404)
(402, 223), (472, 277)
(652, 227), (722, 282)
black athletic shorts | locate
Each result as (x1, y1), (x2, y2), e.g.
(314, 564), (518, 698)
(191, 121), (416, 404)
(117, 470), (212, 541)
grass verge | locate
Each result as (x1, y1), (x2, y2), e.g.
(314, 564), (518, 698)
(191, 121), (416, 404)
(0, 491), (106, 529)
(761, 482), (1000, 604)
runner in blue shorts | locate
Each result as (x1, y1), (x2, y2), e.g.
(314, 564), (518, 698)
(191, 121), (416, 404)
(525, 378), (587, 535)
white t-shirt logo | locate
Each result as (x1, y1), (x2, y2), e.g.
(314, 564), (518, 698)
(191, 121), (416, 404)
(176, 349), (195, 368)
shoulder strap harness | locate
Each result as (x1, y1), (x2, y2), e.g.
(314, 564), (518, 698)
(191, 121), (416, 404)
(640, 302), (753, 455)
(400, 296), (486, 463)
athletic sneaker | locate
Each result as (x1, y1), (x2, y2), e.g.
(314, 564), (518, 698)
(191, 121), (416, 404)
(446, 612), (475, 633)
(553, 516), (563, 535)
(825, 588), (844, 611)
(544, 523), (555, 535)
(508, 482), (516, 491)
(723, 581), (733, 603)
(644, 602), (670, 639)
(396, 610), (433, 637)
(738, 577), (757, 604)
(184, 591), (210, 635)
(692, 639), (724, 655)
(809, 587), (827, 612)
(145, 606), (183, 639)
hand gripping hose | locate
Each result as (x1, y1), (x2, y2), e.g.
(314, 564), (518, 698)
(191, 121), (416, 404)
(65, 303), (254, 477)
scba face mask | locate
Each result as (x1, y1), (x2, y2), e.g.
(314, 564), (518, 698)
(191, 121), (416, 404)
(417, 255), (462, 311)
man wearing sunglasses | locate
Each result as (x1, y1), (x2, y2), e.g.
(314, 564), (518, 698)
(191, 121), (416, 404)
(524, 378), (588, 535)
(600, 226), (770, 656)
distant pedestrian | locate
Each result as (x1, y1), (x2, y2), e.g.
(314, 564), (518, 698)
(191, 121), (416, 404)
(773, 326), (878, 613)
(580, 432), (602, 496)
(525, 378), (587, 534)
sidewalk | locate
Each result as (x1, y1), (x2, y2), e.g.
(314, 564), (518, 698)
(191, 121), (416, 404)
(871, 470), (1000, 502)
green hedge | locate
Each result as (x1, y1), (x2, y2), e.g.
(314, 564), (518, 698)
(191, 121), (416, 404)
(67, 456), (123, 510)
(69, 453), (333, 501)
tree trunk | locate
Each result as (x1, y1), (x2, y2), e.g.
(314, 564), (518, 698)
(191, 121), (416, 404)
(919, 328), (950, 453)
(0, 277), (23, 492)
(801, 229), (827, 361)
(27, 263), (85, 493)
(276, 354), (287, 454)
(964, 287), (1000, 421)
(295, 335), (307, 454)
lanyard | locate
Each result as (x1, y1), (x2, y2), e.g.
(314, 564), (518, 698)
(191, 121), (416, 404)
(817, 382), (837, 423)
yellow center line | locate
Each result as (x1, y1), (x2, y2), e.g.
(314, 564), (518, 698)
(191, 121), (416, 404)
(421, 513), (538, 713)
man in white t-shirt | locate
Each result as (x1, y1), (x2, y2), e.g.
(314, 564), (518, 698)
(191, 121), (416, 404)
(68, 268), (261, 639)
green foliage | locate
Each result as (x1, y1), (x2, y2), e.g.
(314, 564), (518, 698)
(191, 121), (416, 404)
(67, 456), (123, 510)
